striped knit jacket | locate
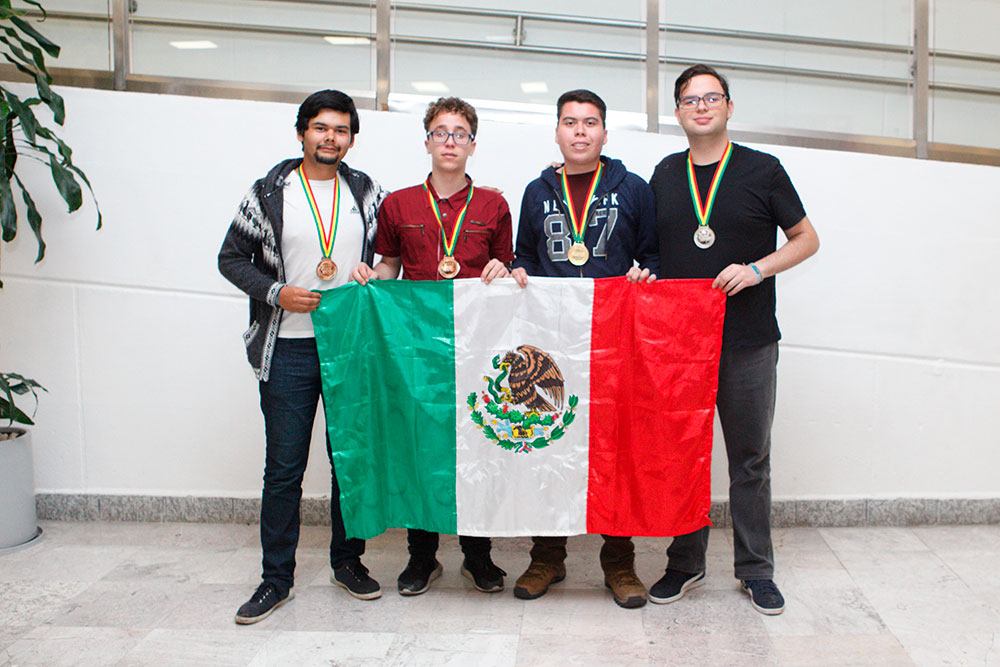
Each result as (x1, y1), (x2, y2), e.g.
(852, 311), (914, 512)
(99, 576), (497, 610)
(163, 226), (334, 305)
(218, 158), (385, 381)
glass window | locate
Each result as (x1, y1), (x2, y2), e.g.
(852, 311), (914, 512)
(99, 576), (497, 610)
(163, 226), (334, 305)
(11, 0), (111, 71)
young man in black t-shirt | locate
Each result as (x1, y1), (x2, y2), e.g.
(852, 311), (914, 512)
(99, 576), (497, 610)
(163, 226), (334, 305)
(647, 64), (819, 615)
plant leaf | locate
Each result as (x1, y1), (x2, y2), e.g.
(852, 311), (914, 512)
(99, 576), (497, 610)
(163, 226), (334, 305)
(13, 172), (44, 261)
(0, 172), (17, 242)
(10, 16), (59, 58)
(49, 156), (82, 211)
(3, 90), (37, 143)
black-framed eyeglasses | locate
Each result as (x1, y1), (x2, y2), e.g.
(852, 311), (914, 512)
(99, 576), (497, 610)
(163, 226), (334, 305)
(676, 93), (728, 110)
(427, 129), (474, 145)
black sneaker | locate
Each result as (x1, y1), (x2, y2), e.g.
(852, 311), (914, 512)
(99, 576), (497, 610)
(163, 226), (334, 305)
(742, 579), (785, 615)
(331, 560), (382, 600)
(460, 554), (507, 593)
(648, 569), (705, 604)
(234, 582), (292, 624)
(397, 557), (443, 596)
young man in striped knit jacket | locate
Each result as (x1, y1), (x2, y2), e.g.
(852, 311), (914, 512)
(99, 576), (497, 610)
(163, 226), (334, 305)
(219, 90), (386, 624)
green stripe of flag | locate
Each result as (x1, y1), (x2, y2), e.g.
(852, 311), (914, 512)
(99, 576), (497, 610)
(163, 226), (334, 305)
(313, 280), (458, 540)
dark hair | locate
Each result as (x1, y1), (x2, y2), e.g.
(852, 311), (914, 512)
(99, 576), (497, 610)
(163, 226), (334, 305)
(423, 97), (478, 137)
(674, 64), (731, 106)
(295, 89), (360, 135)
(556, 89), (607, 126)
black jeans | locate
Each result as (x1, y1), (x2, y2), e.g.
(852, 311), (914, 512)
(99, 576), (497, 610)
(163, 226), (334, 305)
(407, 529), (491, 559)
(258, 337), (364, 589)
(667, 343), (778, 580)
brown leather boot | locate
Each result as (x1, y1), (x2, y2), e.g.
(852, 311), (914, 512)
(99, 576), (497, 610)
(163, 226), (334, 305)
(513, 560), (566, 600)
(604, 566), (647, 608)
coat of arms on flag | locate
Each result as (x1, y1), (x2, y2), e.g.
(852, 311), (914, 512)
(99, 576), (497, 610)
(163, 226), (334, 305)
(312, 276), (725, 540)
(467, 346), (579, 454)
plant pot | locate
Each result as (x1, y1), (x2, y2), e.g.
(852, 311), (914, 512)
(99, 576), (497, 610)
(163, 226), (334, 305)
(0, 427), (41, 549)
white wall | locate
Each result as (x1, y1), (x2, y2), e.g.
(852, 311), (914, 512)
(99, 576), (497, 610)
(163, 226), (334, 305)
(0, 85), (997, 501)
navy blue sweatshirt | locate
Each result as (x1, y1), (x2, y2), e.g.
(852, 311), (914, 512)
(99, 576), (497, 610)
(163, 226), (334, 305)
(513, 156), (660, 277)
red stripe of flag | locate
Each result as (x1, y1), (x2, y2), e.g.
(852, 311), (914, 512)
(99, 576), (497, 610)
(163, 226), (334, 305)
(586, 278), (726, 537)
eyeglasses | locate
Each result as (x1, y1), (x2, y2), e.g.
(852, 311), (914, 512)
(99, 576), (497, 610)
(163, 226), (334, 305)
(676, 93), (728, 110)
(426, 129), (474, 145)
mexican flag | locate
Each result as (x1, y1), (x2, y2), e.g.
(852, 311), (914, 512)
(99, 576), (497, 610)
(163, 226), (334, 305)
(313, 277), (725, 540)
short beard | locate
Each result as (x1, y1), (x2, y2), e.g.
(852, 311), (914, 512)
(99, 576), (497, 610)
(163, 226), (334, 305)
(313, 150), (341, 166)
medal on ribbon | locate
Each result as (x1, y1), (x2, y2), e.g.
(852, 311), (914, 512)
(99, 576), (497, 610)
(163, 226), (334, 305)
(297, 166), (340, 280)
(687, 142), (732, 250)
(425, 179), (474, 279)
(560, 161), (603, 266)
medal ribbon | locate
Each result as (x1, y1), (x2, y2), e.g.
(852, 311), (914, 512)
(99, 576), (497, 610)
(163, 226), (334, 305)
(424, 180), (474, 258)
(560, 161), (603, 243)
(687, 142), (732, 229)
(297, 166), (339, 259)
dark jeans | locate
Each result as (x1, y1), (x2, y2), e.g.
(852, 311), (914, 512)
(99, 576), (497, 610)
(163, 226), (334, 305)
(406, 529), (491, 560)
(530, 535), (635, 572)
(258, 337), (364, 589)
(667, 343), (778, 580)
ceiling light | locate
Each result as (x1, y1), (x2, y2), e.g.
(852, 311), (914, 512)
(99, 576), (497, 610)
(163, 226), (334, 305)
(323, 36), (370, 45)
(411, 81), (450, 94)
(520, 81), (548, 94)
(169, 40), (217, 50)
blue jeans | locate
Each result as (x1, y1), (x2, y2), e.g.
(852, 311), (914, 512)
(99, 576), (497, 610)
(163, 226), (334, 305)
(666, 343), (778, 580)
(258, 337), (364, 589)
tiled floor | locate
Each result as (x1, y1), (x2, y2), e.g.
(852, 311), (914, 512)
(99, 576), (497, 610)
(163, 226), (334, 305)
(1, 521), (999, 666)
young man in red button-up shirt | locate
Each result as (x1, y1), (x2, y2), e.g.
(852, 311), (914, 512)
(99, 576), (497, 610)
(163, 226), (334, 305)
(350, 97), (513, 596)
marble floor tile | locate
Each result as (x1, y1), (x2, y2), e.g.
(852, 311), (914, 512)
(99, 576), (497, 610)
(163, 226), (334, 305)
(911, 524), (1000, 554)
(0, 544), (135, 583)
(516, 632), (650, 666)
(99, 546), (239, 585)
(819, 527), (929, 554)
(770, 634), (912, 666)
(646, 631), (777, 666)
(643, 588), (769, 637)
(156, 583), (278, 632)
(45, 580), (198, 629)
(269, 583), (410, 633)
(519, 590), (645, 640)
(4, 521), (1000, 665)
(385, 632), (519, 667)
(0, 581), (91, 629)
(120, 628), (271, 667)
(839, 550), (1000, 636)
(3, 626), (147, 667)
(761, 569), (888, 637)
(247, 630), (395, 666)
(397, 587), (526, 634)
(894, 631), (1000, 666)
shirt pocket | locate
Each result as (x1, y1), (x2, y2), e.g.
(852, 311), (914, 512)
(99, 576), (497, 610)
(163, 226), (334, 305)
(461, 227), (492, 264)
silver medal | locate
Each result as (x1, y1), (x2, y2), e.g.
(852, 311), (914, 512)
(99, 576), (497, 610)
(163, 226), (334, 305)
(693, 225), (716, 249)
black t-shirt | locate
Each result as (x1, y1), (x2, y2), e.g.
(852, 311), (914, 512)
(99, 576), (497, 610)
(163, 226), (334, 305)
(649, 143), (806, 349)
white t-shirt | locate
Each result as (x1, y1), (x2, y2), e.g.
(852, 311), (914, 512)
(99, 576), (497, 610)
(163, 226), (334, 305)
(279, 171), (364, 338)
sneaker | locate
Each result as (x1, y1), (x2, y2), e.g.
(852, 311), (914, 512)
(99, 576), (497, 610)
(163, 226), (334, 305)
(648, 569), (706, 604)
(741, 579), (785, 615)
(461, 554), (507, 593)
(397, 557), (443, 596)
(513, 560), (566, 600)
(604, 566), (647, 609)
(234, 582), (293, 624)
(331, 560), (382, 600)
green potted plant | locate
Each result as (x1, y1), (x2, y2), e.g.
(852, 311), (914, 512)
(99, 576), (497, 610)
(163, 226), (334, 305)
(0, 372), (45, 548)
(1, 1), (99, 548)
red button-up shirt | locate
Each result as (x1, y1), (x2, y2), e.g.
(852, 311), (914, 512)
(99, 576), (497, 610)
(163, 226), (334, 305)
(375, 176), (514, 280)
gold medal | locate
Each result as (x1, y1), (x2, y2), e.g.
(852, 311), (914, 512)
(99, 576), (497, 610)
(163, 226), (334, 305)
(316, 257), (338, 280)
(567, 242), (590, 266)
(693, 226), (716, 250)
(438, 256), (461, 279)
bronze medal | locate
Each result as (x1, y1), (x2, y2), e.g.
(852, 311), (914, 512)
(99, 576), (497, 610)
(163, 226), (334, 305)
(693, 226), (716, 250)
(316, 257), (338, 280)
(438, 256), (461, 279)
(568, 242), (590, 266)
